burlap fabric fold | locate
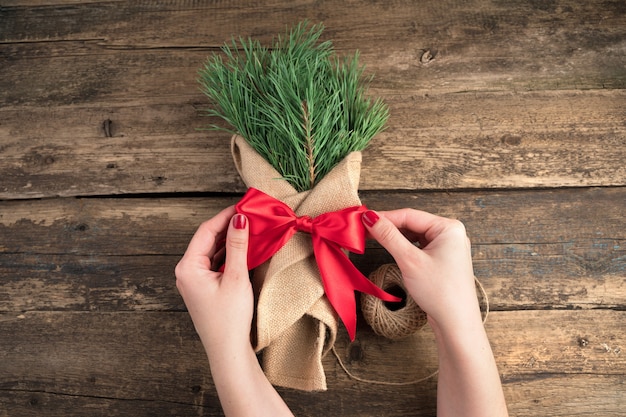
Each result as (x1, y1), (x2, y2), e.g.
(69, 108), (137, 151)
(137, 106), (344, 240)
(231, 135), (363, 391)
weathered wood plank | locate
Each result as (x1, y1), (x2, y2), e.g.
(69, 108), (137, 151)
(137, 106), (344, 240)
(1, 0), (624, 198)
(1, 0), (625, 93)
(1, 188), (624, 312)
(1, 375), (623, 417)
(0, 310), (623, 416)
(0, 253), (185, 312)
(0, 391), (221, 417)
(502, 375), (625, 417)
(2, 36), (625, 109)
(2, 375), (623, 417)
(333, 309), (626, 381)
(0, 45), (201, 106)
(1, 90), (624, 199)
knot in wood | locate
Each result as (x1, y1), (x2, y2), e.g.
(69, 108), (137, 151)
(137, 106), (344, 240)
(420, 49), (434, 64)
(295, 215), (313, 233)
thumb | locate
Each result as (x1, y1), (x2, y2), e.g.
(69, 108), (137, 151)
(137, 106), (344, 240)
(362, 210), (417, 265)
(222, 214), (249, 277)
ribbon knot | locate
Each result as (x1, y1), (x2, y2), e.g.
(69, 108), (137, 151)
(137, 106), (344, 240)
(235, 187), (400, 341)
(295, 215), (313, 233)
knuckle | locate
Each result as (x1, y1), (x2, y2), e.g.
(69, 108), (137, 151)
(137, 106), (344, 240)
(376, 222), (397, 245)
(194, 220), (211, 236)
(174, 260), (190, 281)
(174, 259), (185, 279)
(227, 235), (248, 251)
(174, 255), (196, 277)
(444, 218), (467, 236)
(175, 274), (183, 286)
(175, 276), (184, 293)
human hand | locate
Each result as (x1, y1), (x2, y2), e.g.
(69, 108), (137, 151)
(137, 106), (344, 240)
(175, 206), (253, 354)
(362, 209), (482, 335)
(176, 208), (295, 417)
(363, 209), (508, 417)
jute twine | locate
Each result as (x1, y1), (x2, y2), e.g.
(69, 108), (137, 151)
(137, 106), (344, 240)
(361, 264), (428, 340)
(333, 264), (490, 386)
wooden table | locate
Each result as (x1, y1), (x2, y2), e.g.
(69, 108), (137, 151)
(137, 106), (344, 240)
(1, 1), (625, 415)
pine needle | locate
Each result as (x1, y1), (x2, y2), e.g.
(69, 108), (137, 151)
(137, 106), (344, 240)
(198, 21), (389, 192)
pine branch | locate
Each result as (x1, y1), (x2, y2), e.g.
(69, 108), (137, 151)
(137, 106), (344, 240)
(198, 21), (389, 192)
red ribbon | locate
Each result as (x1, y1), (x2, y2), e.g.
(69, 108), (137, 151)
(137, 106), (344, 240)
(235, 187), (401, 341)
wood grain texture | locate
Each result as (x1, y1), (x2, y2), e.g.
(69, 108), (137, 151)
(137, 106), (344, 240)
(1, 188), (624, 313)
(2, 0), (624, 95)
(1, 0), (625, 198)
(1, 0), (624, 415)
(0, 310), (623, 416)
(1, 90), (624, 198)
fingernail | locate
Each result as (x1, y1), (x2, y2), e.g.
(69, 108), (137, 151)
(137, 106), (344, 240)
(362, 210), (379, 227)
(233, 214), (247, 230)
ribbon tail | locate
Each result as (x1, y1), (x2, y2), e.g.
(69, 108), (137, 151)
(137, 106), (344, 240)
(314, 237), (401, 341)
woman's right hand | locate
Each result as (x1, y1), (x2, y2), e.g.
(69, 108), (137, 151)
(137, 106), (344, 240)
(362, 209), (482, 335)
(363, 209), (509, 417)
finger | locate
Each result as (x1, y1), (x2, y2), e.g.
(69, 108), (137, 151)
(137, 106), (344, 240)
(362, 210), (419, 263)
(222, 214), (250, 277)
(364, 225), (421, 245)
(379, 209), (451, 246)
(184, 206), (236, 259)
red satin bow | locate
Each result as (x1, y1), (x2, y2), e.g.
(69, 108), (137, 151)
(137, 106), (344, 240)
(235, 187), (400, 341)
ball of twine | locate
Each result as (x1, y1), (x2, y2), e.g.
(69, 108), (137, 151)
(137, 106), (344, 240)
(361, 264), (428, 340)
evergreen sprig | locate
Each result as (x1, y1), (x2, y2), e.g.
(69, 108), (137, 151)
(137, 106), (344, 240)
(198, 22), (389, 192)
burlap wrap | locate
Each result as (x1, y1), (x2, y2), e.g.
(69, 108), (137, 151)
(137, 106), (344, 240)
(231, 135), (363, 391)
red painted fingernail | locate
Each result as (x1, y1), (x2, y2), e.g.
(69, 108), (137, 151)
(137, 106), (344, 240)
(362, 210), (379, 227)
(233, 214), (247, 230)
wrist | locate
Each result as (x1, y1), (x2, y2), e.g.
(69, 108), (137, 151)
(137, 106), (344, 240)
(206, 339), (260, 390)
(428, 307), (487, 349)
(205, 335), (255, 365)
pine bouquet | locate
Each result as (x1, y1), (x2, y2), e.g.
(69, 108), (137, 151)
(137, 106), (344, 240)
(199, 21), (388, 192)
(198, 22), (390, 391)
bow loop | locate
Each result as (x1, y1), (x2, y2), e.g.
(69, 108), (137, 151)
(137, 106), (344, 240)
(313, 208), (368, 254)
(235, 187), (400, 340)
